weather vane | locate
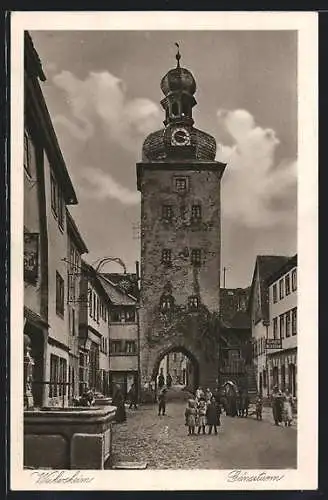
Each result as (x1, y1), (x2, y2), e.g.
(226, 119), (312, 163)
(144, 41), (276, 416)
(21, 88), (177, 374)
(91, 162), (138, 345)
(175, 42), (181, 68)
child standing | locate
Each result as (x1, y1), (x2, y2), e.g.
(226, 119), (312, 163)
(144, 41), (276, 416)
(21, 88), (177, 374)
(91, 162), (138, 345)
(197, 398), (207, 434)
(206, 395), (221, 435)
(158, 387), (167, 416)
(185, 399), (197, 435)
(255, 393), (263, 420)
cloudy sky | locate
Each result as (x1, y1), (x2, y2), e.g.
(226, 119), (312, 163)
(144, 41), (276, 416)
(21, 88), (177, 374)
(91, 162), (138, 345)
(30, 30), (297, 288)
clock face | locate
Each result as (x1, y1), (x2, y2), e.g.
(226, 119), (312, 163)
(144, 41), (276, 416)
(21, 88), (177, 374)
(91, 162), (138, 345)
(171, 127), (191, 146)
(119, 279), (130, 291)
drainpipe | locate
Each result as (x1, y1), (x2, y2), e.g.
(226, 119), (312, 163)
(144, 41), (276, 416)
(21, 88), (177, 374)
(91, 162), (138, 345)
(136, 260), (141, 403)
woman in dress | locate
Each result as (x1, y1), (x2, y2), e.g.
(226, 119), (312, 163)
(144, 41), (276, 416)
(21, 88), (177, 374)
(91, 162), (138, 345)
(112, 384), (127, 423)
(271, 385), (283, 426)
(282, 388), (293, 426)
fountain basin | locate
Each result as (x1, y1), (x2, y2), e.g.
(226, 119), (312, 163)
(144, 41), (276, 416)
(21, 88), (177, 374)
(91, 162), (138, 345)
(24, 405), (117, 470)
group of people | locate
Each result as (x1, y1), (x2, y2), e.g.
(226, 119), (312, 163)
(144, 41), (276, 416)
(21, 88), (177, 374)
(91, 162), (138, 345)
(271, 385), (295, 427)
(185, 387), (222, 436)
(158, 371), (172, 389)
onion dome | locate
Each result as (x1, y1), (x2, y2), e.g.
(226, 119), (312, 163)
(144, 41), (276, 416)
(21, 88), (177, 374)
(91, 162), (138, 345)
(160, 67), (196, 97)
(141, 43), (217, 162)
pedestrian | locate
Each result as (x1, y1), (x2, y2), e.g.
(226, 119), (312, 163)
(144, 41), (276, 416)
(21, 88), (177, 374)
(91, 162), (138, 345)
(282, 388), (293, 426)
(195, 386), (204, 402)
(205, 388), (212, 403)
(206, 395), (221, 435)
(112, 384), (127, 423)
(158, 370), (165, 389)
(185, 398), (197, 435)
(197, 398), (207, 434)
(271, 385), (283, 426)
(128, 382), (138, 410)
(166, 372), (172, 388)
(255, 393), (263, 420)
(158, 386), (167, 416)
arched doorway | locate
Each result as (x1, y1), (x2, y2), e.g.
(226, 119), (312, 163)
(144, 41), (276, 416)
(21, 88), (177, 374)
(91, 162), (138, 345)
(152, 346), (200, 399)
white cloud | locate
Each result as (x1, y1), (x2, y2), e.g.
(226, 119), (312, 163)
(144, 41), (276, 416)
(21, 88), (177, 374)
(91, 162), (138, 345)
(52, 70), (161, 151)
(216, 109), (297, 228)
(78, 167), (140, 206)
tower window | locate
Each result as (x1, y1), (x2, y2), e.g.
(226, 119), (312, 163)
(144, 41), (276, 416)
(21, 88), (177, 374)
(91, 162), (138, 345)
(191, 204), (202, 222)
(191, 249), (201, 267)
(162, 205), (173, 222)
(174, 176), (188, 192)
(161, 249), (172, 266)
(160, 295), (174, 312)
(172, 102), (179, 117)
(188, 295), (199, 310)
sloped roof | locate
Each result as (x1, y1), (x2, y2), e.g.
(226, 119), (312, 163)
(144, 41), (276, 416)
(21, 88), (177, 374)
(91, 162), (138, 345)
(102, 273), (139, 299)
(97, 275), (137, 306)
(266, 254), (297, 286)
(248, 255), (291, 321)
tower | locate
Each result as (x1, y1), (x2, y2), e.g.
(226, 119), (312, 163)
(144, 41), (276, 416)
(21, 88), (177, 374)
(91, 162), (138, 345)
(136, 47), (226, 391)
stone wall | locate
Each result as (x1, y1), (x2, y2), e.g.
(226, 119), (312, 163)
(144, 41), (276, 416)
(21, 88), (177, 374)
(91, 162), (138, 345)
(138, 163), (225, 389)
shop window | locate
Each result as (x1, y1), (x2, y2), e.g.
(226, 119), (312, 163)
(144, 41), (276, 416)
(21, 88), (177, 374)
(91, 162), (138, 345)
(285, 274), (291, 295)
(279, 279), (284, 300)
(285, 311), (291, 338)
(191, 204), (202, 222)
(162, 205), (174, 222)
(273, 284), (277, 303)
(292, 308), (297, 336)
(273, 317), (278, 339)
(161, 249), (172, 266)
(191, 248), (201, 267)
(49, 354), (58, 398)
(281, 364), (286, 391)
(272, 366), (279, 387)
(126, 341), (137, 354)
(263, 369), (267, 388)
(56, 271), (64, 316)
(279, 314), (285, 339)
(292, 268), (297, 291)
(288, 364), (296, 397)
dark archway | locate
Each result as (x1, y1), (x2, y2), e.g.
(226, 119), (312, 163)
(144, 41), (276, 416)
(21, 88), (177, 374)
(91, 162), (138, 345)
(151, 345), (200, 397)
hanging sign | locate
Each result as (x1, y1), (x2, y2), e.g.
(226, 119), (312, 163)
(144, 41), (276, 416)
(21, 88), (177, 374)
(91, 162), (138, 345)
(24, 233), (39, 283)
(266, 338), (282, 349)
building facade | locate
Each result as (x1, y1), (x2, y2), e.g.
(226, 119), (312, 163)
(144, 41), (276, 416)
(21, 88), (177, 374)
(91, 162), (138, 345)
(137, 49), (226, 391)
(98, 274), (139, 398)
(78, 261), (111, 396)
(266, 255), (297, 397)
(66, 211), (88, 401)
(248, 255), (291, 397)
(24, 32), (79, 407)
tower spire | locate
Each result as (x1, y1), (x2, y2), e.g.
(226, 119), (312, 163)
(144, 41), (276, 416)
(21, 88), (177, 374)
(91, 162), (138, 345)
(175, 42), (181, 68)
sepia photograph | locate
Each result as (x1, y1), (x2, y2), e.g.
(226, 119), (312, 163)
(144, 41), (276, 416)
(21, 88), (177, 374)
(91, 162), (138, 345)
(10, 11), (317, 491)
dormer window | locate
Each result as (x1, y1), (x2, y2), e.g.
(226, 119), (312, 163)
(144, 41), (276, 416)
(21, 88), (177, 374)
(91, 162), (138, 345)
(160, 295), (174, 312)
(188, 295), (199, 310)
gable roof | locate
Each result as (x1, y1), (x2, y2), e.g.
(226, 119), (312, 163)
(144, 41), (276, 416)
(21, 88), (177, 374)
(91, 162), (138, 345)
(266, 254), (297, 286)
(102, 273), (139, 299)
(97, 275), (137, 306)
(248, 255), (291, 322)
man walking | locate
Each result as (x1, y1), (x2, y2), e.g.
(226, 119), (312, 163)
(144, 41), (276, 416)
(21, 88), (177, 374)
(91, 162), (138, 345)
(158, 386), (167, 416)
(128, 382), (138, 410)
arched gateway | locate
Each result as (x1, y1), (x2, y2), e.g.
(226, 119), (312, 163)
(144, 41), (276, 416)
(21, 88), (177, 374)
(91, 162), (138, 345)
(136, 47), (226, 399)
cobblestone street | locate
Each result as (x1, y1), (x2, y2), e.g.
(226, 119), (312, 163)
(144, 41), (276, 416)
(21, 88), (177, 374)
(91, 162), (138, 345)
(111, 398), (297, 469)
